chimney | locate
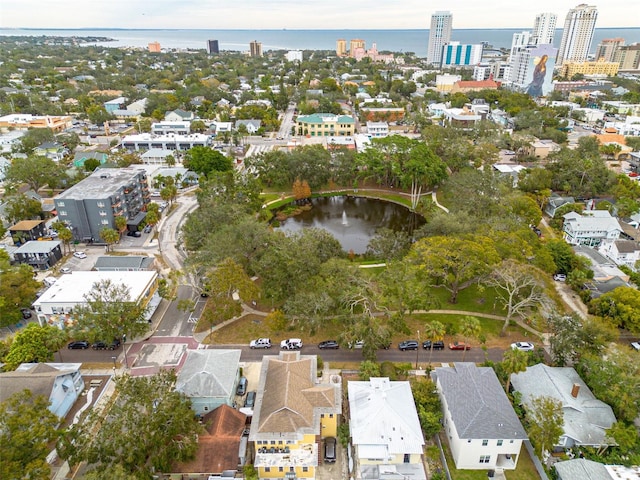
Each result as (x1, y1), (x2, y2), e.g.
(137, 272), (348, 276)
(571, 383), (580, 398)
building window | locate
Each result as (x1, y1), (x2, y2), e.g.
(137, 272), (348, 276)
(270, 440), (276, 445)
(329, 414), (334, 418)
(278, 467), (283, 472)
(302, 467), (308, 472)
(482, 439), (488, 446)
(59, 211), (67, 216)
(101, 219), (109, 225)
(265, 467), (270, 473)
(497, 440), (503, 446)
(480, 455), (491, 464)
(289, 467), (294, 472)
(58, 202), (65, 207)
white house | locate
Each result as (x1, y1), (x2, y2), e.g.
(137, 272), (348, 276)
(598, 238), (640, 271)
(151, 121), (190, 135)
(365, 121), (389, 138)
(175, 349), (242, 416)
(432, 363), (527, 472)
(0, 363), (84, 418)
(165, 109), (195, 122)
(126, 98), (148, 115)
(562, 210), (622, 247)
(511, 364), (617, 450)
(348, 377), (426, 480)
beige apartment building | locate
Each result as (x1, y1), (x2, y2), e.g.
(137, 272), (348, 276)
(560, 60), (619, 78)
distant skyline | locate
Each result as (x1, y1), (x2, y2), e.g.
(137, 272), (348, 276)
(1, 1), (638, 30)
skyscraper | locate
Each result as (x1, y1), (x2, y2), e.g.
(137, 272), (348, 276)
(427, 11), (453, 65)
(596, 38), (624, 62)
(557, 4), (598, 64)
(249, 40), (263, 57)
(206, 40), (219, 55)
(532, 12), (557, 45)
(349, 39), (365, 58)
(336, 39), (347, 57)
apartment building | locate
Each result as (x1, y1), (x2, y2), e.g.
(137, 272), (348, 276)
(296, 113), (355, 137)
(561, 59), (619, 78)
(557, 4), (598, 64)
(427, 11), (453, 65)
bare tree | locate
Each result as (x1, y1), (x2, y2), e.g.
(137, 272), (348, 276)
(484, 259), (549, 334)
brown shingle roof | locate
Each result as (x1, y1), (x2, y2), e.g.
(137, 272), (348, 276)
(172, 404), (246, 474)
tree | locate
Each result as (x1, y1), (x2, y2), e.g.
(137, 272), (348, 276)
(183, 146), (233, 177)
(58, 370), (200, 478)
(366, 228), (411, 261)
(292, 178), (311, 201)
(547, 314), (617, 366)
(526, 395), (564, 456)
(72, 279), (149, 344)
(0, 252), (41, 328)
(423, 320), (446, 366)
(606, 422), (639, 455)
(411, 378), (443, 438)
(0, 390), (61, 480)
(408, 236), (500, 303)
(190, 119), (207, 133)
(590, 286), (640, 334)
(114, 215), (128, 237)
(4, 194), (43, 224)
(83, 158), (101, 172)
(358, 360), (381, 380)
(17, 128), (55, 154)
(145, 210), (160, 226)
(3, 155), (66, 192)
(501, 348), (528, 392)
(160, 184), (178, 205)
(460, 316), (480, 361)
(57, 226), (73, 254)
(99, 227), (120, 252)
(484, 260), (549, 334)
(3, 323), (68, 370)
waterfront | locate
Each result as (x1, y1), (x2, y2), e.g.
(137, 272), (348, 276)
(2, 27), (640, 56)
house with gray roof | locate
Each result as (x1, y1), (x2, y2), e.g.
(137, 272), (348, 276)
(14, 240), (63, 270)
(72, 150), (108, 169)
(511, 364), (617, 451)
(93, 255), (155, 271)
(175, 349), (242, 416)
(562, 210), (622, 247)
(0, 363), (84, 418)
(235, 119), (262, 134)
(554, 458), (639, 480)
(349, 377), (426, 480)
(545, 194), (575, 218)
(432, 363), (527, 471)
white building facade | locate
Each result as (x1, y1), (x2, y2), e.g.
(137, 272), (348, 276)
(557, 4), (598, 64)
(427, 11), (453, 65)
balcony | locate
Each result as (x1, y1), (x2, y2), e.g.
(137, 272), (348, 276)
(254, 443), (317, 469)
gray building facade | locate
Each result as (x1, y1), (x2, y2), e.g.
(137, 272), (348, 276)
(54, 168), (150, 242)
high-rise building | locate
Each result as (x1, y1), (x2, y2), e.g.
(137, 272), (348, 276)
(557, 4), (598, 64)
(249, 40), (262, 57)
(510, 31), (532, 57)
(596, 38), (624, 62)
(206, 39), (219, 55)
(532, 13), (557, 45)
(349, 39), (365, 58)
(148, 42), (161, 53)
(440, 42), (483, 67)
(614, 43), (640, 70)
(336, 39), (347, 57)
(427, 11), (453, 65)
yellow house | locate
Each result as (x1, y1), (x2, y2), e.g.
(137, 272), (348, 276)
(249, 351), (341, 480)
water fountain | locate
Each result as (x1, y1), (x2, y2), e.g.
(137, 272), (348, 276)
(341, 210), (349, 226)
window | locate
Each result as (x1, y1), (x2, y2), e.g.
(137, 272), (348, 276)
(265, 467), (270, 473)
(479, 455), (491, 464)
(497, 440), (503, 446)
(302, 467), (308, 473)
(278, 467), (283, 472)
(101, 219), (109, 225)
(58, 202), (65, 207)
(270, 440), (276, 445)
(59, 210), (67, 216)
(482, 439), (488, 446)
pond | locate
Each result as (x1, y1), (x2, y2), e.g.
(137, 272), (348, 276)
(275, 196), (425, 254)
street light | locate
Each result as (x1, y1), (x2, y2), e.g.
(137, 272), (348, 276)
(122, 334), (128, 369)
(415, 330), (420, 371)
(111, 356), (117, 375)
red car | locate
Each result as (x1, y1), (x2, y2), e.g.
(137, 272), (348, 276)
(449, 342), (471, 350)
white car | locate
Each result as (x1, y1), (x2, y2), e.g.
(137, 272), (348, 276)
(60, 267), (72, 274)
(553, 274), (567, 282)
(249, 338), (272, 349)
(73, 251), (87, 259)
(349, 340), (364, 349)
(631, 342), (640, 351)
(511, 342), (535, 352)
(280, 338), (303, 350)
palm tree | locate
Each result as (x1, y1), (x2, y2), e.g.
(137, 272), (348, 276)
(502, 347), (528, 392)
(423, 320), (446, 366)
(460, 316), (480, 361)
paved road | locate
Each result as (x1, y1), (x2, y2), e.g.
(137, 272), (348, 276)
(155, 285), (206, 337)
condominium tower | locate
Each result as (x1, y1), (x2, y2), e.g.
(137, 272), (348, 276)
(206, 39), (219, 55)
(532, 12), (557, 45)
(427, 11), (453, 65)
(336, 39), (347, 57)
(249, 40), (263, 57)
(596, 38), (625, 62)
(557, 4), (598, 64)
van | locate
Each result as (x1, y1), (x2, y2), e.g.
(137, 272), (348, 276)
(324, 437), (336, 463)
(236, 377), (248, 396)
(245, 391), (256, 408)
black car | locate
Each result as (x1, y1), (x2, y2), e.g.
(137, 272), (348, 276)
(398, 340), (419, 351)
(68, 340), (89, 349)
(324, 437), (337, 463)
(422, 340), (445, 350)
(21, 308), (32, 319)
(318, 340), (339, 349)
(92, 341), (108, 350)
(127, 230), (142, 237)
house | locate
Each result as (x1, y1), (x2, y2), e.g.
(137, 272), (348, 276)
(33, 141), (68, 161)
(72, 151), (108, 169)
(209, 121), (234, 135)
(511, 364), (617, 450)
(598, 238), (640, 271)
(103, 97), (127, 113)
(0, 114), (73, 132)
(545, 194), (576, 218)
(151, 121), (191, 135)
(493, 164), (526, 187)
(365, 121), (389, 138)
(9, 219), (47, 245)
(165, 109), (195, 122)
(296, 113), (356, 137)
(348, 377), (426, 480)
(555, 459), (640, 480)
(14, 240), (63, 270)
(527, 139), (561, 159)
(432, 363), (527, 471)
(562, 210), (622, 247)
(450, 79), (500, 94)
(0, 363), (84, 418)
(93, 255), (155, 271)
(442, 107), (482, 128)
(175, 349), (242, 416)
(359, 107), (405, 123)
(235, 119), (262, 134)
(172, 404), (247, 476)
(140, 148), (176, 166)
(126, 98), (148, 115)
(249, 351), (341, 480)
(33, 270), (160, 329)
(573, 245), (630, 282)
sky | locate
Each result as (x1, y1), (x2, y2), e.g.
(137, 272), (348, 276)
(1, 0), (638, 30)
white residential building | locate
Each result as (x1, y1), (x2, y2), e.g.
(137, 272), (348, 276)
(151, 121), (190, 135)
(286, 50), (303, 62)
(121, 133), (212, 151)
(366, 121), (389, 138)
(562, 210), (622, 247)
(557, 4), (598, 64)
(532, 13), (557, 45)
(510, 31), (531, 58)
(433, 363), (527, 471)
(598, 239), (640, 271)
(349, 377), (426, 480)
(427, 11), (453, 65)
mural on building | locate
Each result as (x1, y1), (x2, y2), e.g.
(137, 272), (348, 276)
(525, 44), (557, 97)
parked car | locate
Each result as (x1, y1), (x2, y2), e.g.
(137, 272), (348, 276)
(631, 342), (640, 351)
(553, 273), (567, 282)
(20, 308), (32, 319)
(143, 224), (152, 234)
(318, 340), (339, 349)
(280, 338), (303, 350)
(73, 251), (87, 259)
(422, 340), (445, 350)
(348, 340), (364, 349)
(324, 437), (337, 463)
(398, 340), (419, 351)
(449, 342), (471, 350)
(245, 391), (256, 408)
(61, 267), (72, 274)
(511, 341), (535, 352)
(127, 230), (142, 237)
(68, 340), (89, 349)
(236, 376), (248, 396)
(250, 338), (272, 349)
(92, 341), (108, 350)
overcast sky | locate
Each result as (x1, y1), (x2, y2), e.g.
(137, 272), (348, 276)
(1, 1), (637, 29)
